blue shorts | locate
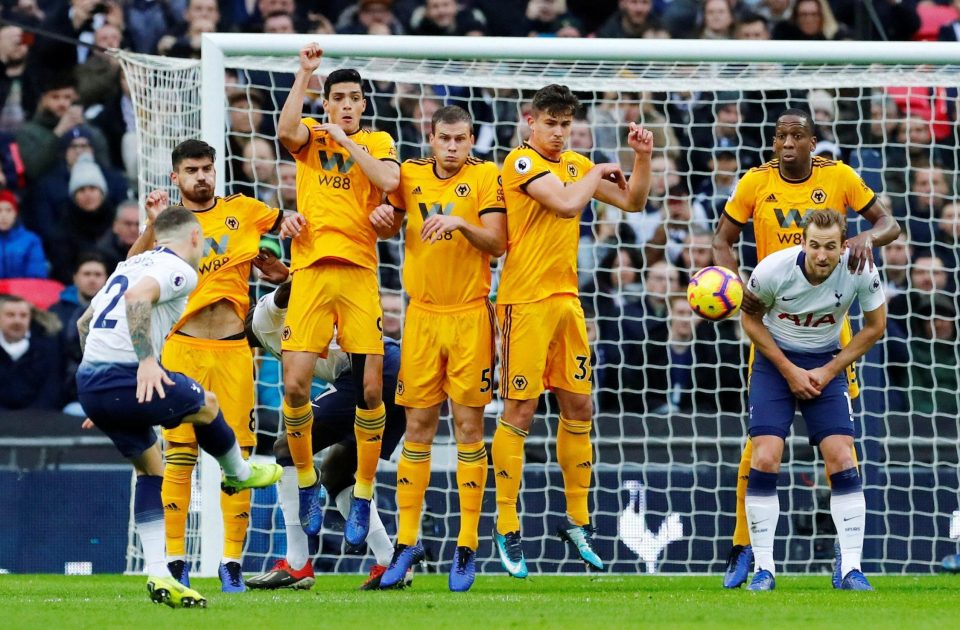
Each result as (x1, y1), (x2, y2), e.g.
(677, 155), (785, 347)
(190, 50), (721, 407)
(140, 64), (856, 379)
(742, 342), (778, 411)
(77, 362), (206, 458)
(748, 349), (854, 446)
(309, 340), (405, 459)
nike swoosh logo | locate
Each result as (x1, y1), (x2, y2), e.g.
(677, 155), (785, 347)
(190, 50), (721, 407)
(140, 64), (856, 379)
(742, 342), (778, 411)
(843, 516), (862, 522)
(781, 296), (798, 301)
(751, 519), (770, 525)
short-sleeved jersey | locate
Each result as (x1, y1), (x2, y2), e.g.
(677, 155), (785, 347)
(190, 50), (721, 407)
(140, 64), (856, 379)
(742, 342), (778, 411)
(291, 118), (399, 272)
(83, 248), (198, 364)
(250, 290), (350, 382)
(387, 157), (504, 307)
(724, 157), (877, 262)
(498, 144), (594, 305)
(171, 194), (281, 334)
(747, 245), (885, 353)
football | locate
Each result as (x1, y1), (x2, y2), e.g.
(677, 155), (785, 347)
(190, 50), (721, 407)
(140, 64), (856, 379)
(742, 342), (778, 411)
(687, 266), (744, 321)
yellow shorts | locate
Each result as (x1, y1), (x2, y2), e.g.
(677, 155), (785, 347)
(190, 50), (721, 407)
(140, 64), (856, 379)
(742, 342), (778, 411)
(747, 315), (859, 399)
(497, 294), (591, 400)
(281, 263), (384, 356)
(161, 334), (256, 448)
(396, 299), (497, 409)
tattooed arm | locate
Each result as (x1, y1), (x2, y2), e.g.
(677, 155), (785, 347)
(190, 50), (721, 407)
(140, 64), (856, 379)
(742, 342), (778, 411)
(123, 277), (173, 403)
(77, 305), (94, 353)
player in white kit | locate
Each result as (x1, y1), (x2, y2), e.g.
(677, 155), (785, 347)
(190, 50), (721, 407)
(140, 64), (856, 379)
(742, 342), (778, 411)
(75, 207), (282, 608)
(739, 209), (888, 592)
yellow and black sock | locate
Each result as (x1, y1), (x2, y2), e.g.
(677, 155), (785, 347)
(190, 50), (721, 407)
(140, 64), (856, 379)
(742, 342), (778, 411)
(492, 418), (527, 535)
(162, 445), (198, 558)
(557, 416), (593, 527)
(353, 403), (387, 500)
(456, 441), (487, 550)
(396, 441), (431, 547)
(283, 400), (316, 488)
(733, 438), (753, 548)
(222, 447), (252, 561)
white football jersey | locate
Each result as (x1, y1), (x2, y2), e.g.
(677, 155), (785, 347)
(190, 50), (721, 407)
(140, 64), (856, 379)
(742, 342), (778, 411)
(251, 290), (350, 383)
(747, 245), (885, 353)
(82, 248), (198, 364)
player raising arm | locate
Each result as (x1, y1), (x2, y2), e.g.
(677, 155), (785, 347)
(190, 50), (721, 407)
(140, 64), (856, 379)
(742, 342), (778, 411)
(494, 84), (652, 578)
(75, 207), (281, 608)
(277, 43), (400, 549)
(711, 108), (900, 588)
(368, 105), (505, 592)
(740, 209), (885, 592)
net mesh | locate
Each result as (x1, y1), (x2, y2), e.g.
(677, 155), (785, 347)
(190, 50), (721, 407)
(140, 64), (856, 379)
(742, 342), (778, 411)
(119, 47), (960, 576)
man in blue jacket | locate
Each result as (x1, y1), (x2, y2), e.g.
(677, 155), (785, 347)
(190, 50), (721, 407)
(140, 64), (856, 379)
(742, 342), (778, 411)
(0, 189), (47, 279)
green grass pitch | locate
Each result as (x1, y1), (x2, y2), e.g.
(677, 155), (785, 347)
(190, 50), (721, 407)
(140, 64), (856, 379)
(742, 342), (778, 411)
(4, 574), (960, 629)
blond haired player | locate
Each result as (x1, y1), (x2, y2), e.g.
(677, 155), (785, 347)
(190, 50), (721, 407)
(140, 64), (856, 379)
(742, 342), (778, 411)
(712, 108), (900, 589)
(494, 85), (653, 577)
(277, 43), (400, 548)
(127, 139), (284, 593)
(367, 105), (505, 591)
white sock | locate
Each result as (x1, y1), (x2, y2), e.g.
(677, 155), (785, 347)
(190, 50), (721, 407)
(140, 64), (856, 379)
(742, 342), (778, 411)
(745, 493), (779, 575)
(280, 466), (310, 570)
(366, 499), (393, 567)
(831, 490), (866, 578)
(167, 554), (185, 563)
(336, 485), (394, 566)
(218, 443), (251, 481)
(222, 556), (241, 564)
(138, 518), (171, 578)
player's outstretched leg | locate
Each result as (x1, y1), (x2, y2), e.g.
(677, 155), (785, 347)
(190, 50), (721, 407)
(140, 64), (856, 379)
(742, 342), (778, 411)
(724, 439), (755, 588)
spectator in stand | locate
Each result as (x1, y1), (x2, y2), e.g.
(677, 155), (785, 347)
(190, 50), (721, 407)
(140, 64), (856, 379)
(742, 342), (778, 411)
(0, 293), (62, 410)
(263, 11), (296, 33)
(263, 161), (298, 212)
(640, 294), (747, 414)
(226, 89), (268, 189)
(934, 200), (960, 284)
(688, 98), (762, 187)
(157, 0), (219, 59)
(734, 10), (771, 39)
(833, 0), (920, 41)
(902, 163), (951, 248)
(908, 293), (959, 417)
(409, 0), (487, 36)
(624, 153), (680, 244)
(125, 0), (184, 54)
(380, 289), (404, 339)
(700, 0), (735, 39)
(773, 0), (847, 40)
(337, 0), (405, 35)
(595, 0), (654, 37)
(16, 74), (110, 183)
(889, 254), (952, 323)
(880, 231), (911, 303)
(523, 0), (583, 37)
(47, 154), (115, 283)
(95, 199), (139, 273)
(694, 149), (738, 223)
(643, 181), (711, 271)
(233, 136), (279, 202)
(0, 24), (30, 134)
(33, 0), (112, 70)
(939, 0), (960, 41)
(751, 0), (792, 25)
(27, 125), (128, 245)
(0, 189), (47, 279)
(76, 23), (123, 114)
(49, 252), (107, 413)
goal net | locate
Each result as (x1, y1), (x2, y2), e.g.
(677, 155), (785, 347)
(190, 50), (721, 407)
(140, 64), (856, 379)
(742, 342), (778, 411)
(119, 35), (960, 577)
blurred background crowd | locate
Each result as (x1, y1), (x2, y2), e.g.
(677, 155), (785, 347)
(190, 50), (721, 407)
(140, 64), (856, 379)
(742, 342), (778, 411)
(0, 0), (957, 422)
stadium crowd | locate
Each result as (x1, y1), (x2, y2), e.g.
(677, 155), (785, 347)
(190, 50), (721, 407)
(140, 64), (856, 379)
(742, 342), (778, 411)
(0, 0), (957, 421)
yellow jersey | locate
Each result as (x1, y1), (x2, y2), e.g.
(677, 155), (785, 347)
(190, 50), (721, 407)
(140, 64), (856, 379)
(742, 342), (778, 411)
(172, 194), (282, 334)
(724, 156), (876, 262)
(497, 143), (594, 305)
(388, 157), (503, 308)
(291, 118), (399, 272)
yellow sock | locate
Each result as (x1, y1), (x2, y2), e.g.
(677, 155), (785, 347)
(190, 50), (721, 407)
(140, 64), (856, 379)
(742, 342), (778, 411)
(396, 441), (431, 546)
(492, 418), (527, 535)
(222, 448), (251, 560)
(557, 416), (593, 527)
(456, 441), (488, 550)
(733, 438), (752, 548)
(283, 400), (316, 488)
(354, 403), (386, 500)
(162, 445), (197, 558)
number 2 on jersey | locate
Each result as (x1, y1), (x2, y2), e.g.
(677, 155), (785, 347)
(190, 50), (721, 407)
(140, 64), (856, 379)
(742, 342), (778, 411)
(93, 276), (129, 329)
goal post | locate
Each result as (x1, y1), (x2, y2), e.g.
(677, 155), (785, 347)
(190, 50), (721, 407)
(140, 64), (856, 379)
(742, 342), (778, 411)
(118, 35), (960, 577)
